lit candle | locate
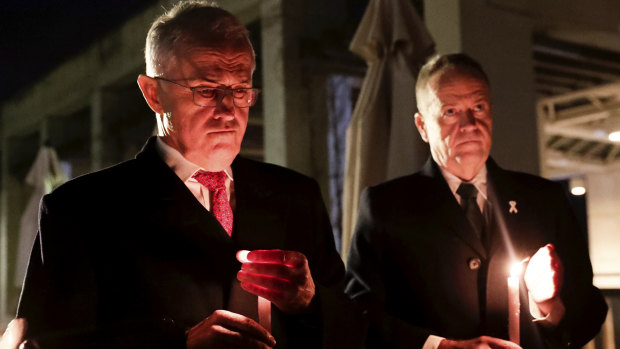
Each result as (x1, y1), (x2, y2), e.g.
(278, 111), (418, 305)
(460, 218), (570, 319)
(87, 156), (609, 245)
(237, 250), (272, 331)
(508, 262), (522, 344)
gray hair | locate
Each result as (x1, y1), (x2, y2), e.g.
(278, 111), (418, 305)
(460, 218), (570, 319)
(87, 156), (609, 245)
(415, 53), (489, 112)
(144, 0), (255, 76)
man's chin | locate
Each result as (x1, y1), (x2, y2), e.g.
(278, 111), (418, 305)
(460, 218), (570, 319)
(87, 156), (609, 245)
(184, 145), (239, 170)
(455, 153), (488, 168)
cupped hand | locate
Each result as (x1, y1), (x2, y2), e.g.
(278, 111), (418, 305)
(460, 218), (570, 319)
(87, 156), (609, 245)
(0, 318), (39, 349)
(438, 336), (522, 349)
(186, 310), (275, 349)
(524, 243), (563, 305)
(236, 249), (315, 313)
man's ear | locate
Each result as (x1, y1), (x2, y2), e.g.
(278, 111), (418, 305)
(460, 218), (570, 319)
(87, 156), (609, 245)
(137, 74), (164, 114)
(414, 112), (429, 143)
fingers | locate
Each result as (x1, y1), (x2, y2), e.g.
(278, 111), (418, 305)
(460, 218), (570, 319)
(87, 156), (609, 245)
(236, 249), (315, 313)
(18, 340), (40, 349)
(207, 325), (272, 349)
(480, 336), (522, 349)
(0, 318), (28, 349)
(242, 250), (307, 268)
(237, 270), (292, 294)
(237, 266), (314, 311)
(239, 262), (306, 286)
(524, 244), (563, 304)
(439, 336), (522, 349)
(211, 310), (275, 345)
(186, 310), (276, 349)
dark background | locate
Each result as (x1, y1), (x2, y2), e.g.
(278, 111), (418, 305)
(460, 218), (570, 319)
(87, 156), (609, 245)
(0, 0), (154, 103)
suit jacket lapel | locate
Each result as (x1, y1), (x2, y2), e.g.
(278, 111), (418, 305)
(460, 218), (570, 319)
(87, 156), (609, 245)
(421, 159), (487, 258)
(135, 137), (234, 251)
(231, 157), (286, 250)
(485, 159), (532, 260)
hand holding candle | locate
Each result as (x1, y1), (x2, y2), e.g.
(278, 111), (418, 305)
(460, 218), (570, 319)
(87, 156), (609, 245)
(524, 244), (563, 305)
(236, 250), (316, 315)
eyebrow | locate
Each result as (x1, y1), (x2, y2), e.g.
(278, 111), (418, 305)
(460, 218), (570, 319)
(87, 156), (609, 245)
(189, 77), (252, 85)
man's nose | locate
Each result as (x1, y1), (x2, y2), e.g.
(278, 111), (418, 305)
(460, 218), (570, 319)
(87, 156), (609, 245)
(213, 92), (235, 119)
(459, 109), (477, 129)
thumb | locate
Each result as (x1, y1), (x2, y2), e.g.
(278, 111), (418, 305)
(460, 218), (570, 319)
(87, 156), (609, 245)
(1, 318), (28, 349)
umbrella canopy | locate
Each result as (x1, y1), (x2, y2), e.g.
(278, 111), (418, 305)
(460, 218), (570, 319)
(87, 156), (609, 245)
(341, 0), (435, 260)
(14, 145), (67, 287)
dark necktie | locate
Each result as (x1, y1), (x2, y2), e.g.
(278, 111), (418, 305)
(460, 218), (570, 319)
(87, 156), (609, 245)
(457, 183), (485, 239)
(192, 171), (233, 236)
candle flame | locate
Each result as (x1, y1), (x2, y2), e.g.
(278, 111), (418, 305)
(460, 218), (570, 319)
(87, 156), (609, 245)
(236, 250), (250, 263)
(510, 262), (523, 277)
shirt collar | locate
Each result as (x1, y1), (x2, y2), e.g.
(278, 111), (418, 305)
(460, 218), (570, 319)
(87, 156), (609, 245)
(155, 137), (233, 182)
(440, 165), (488, 201)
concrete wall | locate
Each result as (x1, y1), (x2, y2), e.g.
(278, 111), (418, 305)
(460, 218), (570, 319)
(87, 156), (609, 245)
(588, 169), (620, 289)
(424, 0), (539, 175)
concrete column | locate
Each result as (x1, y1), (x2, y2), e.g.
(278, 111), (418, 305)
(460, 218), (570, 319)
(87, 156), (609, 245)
(91, 89), (123, 171)
(91, 90), (105, 172)
(424, 0), (539, 175)
(0, 134), (8, 327)
(260, 0), (311, 175)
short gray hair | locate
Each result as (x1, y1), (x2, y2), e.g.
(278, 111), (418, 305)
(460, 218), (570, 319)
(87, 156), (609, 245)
(415, 53), (489, 112)
(144, 0), (255, 76)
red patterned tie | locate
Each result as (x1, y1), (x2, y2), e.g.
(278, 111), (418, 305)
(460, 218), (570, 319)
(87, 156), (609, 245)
(192, 171), (233, 236)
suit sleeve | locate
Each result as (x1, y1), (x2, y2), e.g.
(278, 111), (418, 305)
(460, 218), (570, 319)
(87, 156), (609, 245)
(549, 184), (607, 348)
(17, 193), (185, 349)
(345, 188), (434, 348)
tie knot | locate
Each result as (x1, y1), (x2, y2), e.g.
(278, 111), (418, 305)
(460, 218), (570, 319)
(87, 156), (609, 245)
(192, 171), (227, 191)
(457, 183), (478, 200)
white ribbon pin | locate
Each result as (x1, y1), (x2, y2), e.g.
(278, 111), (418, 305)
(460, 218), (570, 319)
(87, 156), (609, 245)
(509, 201), (518, 214)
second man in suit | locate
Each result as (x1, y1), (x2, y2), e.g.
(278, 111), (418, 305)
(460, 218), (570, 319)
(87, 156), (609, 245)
(346, 53), (607, 349)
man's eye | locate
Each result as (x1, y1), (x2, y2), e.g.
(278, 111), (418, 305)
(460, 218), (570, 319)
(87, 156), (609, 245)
(195, 88), (216, 98)
(233, 89), (248, 98)
(444, 109), (456, 116)
(474, 104), (485, 112)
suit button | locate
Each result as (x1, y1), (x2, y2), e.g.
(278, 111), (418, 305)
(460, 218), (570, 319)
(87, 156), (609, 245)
(468, 257), (481, 270)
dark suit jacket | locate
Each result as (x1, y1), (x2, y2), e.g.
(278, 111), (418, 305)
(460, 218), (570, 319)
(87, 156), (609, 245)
(346, 158), (607, 349)
(17, 137), (359, 349)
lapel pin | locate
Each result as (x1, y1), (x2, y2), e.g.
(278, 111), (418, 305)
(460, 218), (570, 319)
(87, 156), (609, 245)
(509, 200), (518, 214)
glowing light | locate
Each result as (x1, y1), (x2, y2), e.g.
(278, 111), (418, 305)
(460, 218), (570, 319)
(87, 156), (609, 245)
(236, 250), (250, 263)
(569, 177), (586, 196)
(609, 131), (620, 142)
(510, 261), (523, 277)
(508, 261), (522, 344)
(571, 186), (586, 196)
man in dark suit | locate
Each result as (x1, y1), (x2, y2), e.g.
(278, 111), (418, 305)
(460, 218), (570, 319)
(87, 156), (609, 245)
(13, 2), (356, 348)
(345, 54), (608, 349)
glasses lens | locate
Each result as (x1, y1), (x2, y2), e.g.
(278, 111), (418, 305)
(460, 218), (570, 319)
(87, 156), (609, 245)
(235, 89), (258, 107)
(193, 88), (258, 108)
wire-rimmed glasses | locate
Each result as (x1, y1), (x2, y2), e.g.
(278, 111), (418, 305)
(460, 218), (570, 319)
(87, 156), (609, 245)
(154, 77), (260, 108)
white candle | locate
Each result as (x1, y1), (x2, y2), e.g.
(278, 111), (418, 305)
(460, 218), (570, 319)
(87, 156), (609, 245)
(237, 250), (272, 331)
(508, 262), (522, 344)
(258, 296), (272, 332)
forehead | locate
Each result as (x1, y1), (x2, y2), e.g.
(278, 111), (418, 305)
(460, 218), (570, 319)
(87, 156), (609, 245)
(165, 43), (254, 81)
(428, 68), (490, 101)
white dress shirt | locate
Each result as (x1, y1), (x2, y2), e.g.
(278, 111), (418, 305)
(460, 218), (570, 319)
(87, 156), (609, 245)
(154, 137), (235, 211)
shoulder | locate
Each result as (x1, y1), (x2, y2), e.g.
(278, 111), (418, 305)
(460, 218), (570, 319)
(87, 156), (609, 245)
(45, 158), (144, 203)
(493, 166), (563, 195)
(233, 157), (320, 191)
(364, 171), (434, 201)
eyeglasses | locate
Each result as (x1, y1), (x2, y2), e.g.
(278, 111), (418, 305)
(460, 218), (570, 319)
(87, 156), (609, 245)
(154, 77), (260, 108)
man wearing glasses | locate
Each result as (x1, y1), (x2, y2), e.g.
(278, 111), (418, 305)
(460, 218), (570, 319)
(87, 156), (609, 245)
(12, 2), (355, 348)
